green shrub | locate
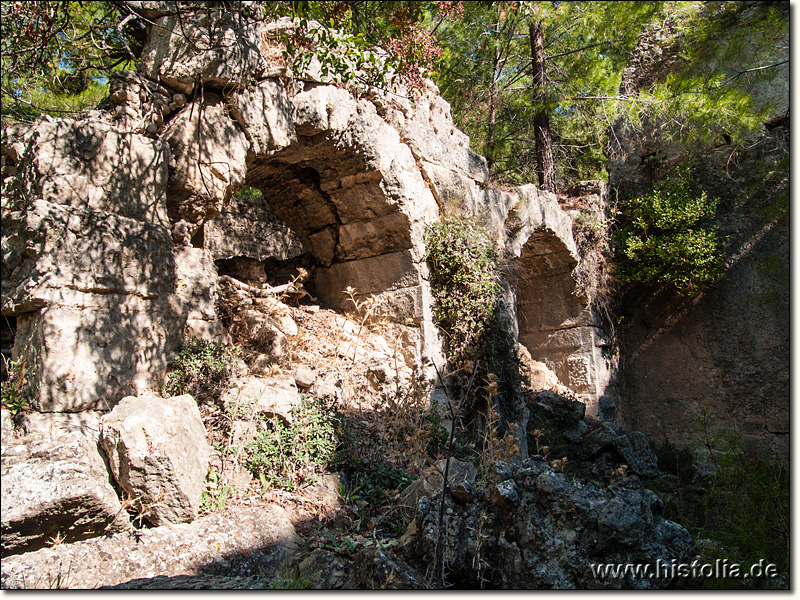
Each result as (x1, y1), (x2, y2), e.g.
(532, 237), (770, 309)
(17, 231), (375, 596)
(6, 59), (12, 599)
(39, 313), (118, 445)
(163, 338), (238, 403)
(200, 469), (230, 512)
(1, 358), (30, 418)
(616, 166), (725, 297)
(653, 436), (789, 589)
(424, 219), (499, 362)
(246, 398), (336, 492)
(698, 441), (789, 585)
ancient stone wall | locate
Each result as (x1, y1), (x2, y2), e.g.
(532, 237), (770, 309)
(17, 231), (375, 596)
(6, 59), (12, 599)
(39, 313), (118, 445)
(1, 6), (596, 418)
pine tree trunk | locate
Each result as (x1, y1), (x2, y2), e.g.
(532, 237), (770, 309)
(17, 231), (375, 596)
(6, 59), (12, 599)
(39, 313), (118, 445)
(486, 44), (499, 174)
(529, 20), (557, 193)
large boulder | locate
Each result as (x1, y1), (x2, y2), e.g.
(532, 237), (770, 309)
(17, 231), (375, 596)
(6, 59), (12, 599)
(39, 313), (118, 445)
(1, 412), (130, 556)
(1, 505), (297, 590)
(415, 457), (692, 589)
(99, 394), (212, 526)
(139, 6), (265, 95)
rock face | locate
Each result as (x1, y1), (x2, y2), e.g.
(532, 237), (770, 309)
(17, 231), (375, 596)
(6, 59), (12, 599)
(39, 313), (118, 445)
(606, 13), (789, 464)
(1, 412), (130, 556)
(99, 394), (212, 526)
(0, 3), (617, 572)
(1, 6), (588, 419)
(140, 7), (265, 96)
(12, 116), (169, 225)
(2, 199), (187, 412)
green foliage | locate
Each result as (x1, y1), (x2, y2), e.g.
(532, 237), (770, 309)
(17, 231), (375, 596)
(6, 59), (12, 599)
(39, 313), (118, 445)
(1, 1), (133, 120)
(340, 458), (414, 509)
(163, 338), (238, 403)
(1, 358), (31, 418)
(200, 469), (231, 512)
(268, 562), (314, 590)
(330, 410), (417, 536)
(615, 166), (725, 297)
(245, 398), (336, 492)
(653, 436), (789, 589)
(436, 1), (660, 183)
(424, 411), (449, 457)
(424, 219), (499, 362)
(436, 2), (787, 185)
(699, 448), (789, 584)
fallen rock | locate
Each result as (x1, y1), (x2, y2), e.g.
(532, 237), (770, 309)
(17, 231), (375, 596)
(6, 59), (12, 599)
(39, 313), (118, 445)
(249, 353), (279, 375)
(297, 549), (348, 590)
(530, 389), (586, 425)
(416, 458), (692, 589)
(241, 310), (290, 358)
(99, 394), (212, 526)
(493, 479), (520, 509)
(221, 376), (302, 423)
(1, 505), (296, 589)
(400, 458), (477, 520)
(1, 412), (129, 556)
(519, 345), (560, 391)
(293, 364), (316, 389)
(612, 432), (661, 478)
(311, 371), (347, 405)
(579, 421), (622, 459)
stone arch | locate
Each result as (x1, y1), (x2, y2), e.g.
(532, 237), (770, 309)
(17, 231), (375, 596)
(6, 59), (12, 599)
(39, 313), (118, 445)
(154, 71), (445, 379)
(503, 185), (612, 417)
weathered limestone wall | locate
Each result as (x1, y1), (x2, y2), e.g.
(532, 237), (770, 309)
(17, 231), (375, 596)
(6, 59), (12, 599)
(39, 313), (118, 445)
(0, 3), (623, 561)
(503, 184), (616, 417)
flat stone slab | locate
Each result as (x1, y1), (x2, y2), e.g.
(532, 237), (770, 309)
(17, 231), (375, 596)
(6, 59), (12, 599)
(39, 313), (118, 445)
(1, 505), (297, 589)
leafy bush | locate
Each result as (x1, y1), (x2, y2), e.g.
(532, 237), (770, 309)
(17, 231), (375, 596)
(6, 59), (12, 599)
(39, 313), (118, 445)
(163, 338), (238, 403)
(1, 358), (30, 418)
(615, 166), (725, 297)
(246, 398), (336, 492)
(424, 219), (499, 361)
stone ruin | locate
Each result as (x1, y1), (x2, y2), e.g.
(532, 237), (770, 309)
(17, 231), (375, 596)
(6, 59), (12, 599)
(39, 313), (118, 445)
(1, 10), (614, 419)
(0, 3), (646, 582)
